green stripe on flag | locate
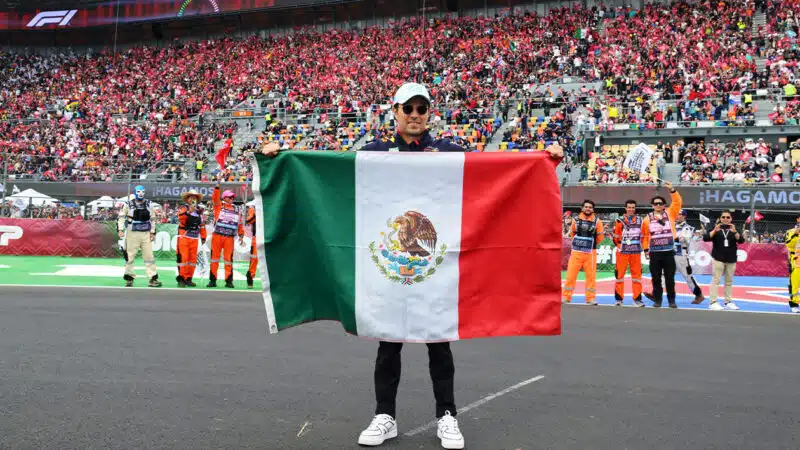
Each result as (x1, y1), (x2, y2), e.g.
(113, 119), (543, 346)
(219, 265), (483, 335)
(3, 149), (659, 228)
(253, 151), (357, 333)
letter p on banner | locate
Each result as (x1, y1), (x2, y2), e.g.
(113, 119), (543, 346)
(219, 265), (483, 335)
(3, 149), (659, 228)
(0, 226), (23, 246)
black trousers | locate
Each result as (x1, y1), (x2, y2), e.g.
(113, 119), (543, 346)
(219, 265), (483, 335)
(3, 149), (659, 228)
(649, 251), (677, 304)
(374, 341), (456, 419)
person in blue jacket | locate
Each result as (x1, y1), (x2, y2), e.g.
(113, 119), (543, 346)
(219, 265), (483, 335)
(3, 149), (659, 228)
(361, 82), (466, 153)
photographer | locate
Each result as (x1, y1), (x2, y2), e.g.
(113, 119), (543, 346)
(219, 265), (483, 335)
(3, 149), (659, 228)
(703, 212), (745, 311)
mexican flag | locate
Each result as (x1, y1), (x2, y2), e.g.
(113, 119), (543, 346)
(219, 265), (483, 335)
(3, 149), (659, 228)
(252, 151), (562, 342)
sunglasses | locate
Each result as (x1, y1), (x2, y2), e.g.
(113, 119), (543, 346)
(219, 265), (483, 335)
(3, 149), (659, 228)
(652, 202), (665, 206)
(721, 216), (732, 219)
(402, 104), (429, 115)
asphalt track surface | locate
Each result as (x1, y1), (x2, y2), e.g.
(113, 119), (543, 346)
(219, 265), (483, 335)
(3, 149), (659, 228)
(1, 287), (799, 450)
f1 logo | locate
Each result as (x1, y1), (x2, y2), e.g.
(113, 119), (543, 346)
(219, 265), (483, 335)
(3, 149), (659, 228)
(26, 10), (78, 27)
(0, 226), (23, 246)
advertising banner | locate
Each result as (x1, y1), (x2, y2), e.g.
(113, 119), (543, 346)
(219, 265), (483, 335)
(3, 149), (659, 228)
(8, 181), (253, 203)
(562, 185), (800, 209)
(0, 0), (329, 30)
(10, 181), (800, 209)
(0, 219), (255, 262)
(685, 242), (789, 277)
(1, 219), (789, 277)
(561, 238), (789, 277)
(0, 219), (119, 257)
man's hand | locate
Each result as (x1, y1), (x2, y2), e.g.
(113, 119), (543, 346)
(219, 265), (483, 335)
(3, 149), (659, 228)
(261, 142), (280, 158)
(545, 143), (563, 159)
(644, 252), (649, 260)
(239, 236), (245, 246)
(150, 233), (155, 242)
(664, 181), (674, 191)
(118, 231), (124, 239)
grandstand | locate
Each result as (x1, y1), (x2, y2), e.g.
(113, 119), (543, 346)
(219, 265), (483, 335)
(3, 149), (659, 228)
(3, 0), (798, 241)
(3, 0), (800, 187)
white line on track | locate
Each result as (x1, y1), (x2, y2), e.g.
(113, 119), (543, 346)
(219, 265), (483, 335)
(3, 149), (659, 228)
(0, 283), (259, 295)
(565, 302), (799, 315)
(403, 374), (546, 437)
(569, 292), (788, 305)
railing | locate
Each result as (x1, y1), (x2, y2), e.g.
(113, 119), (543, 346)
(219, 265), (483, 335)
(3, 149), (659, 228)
(563, 180), (800, 186)
(3, 87), (798, 128)
(0, 155), (192, 184)
(582, 119), (775, 132)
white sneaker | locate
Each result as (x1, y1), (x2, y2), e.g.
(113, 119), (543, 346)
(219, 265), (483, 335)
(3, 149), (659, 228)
(358, 414), (397, 446)
(437, 411), (464, 449)
(790, 306), (799, 314)
(709, 302), (724, 311)
(724, 302), (740, 311)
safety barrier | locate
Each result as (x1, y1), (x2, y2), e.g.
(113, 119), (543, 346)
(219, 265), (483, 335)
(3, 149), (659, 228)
(0, 219), (255, 262)
(561, 238), (790, 277)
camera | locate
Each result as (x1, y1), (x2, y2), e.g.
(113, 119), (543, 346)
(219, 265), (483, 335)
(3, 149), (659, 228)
(720, 224), (731, 230)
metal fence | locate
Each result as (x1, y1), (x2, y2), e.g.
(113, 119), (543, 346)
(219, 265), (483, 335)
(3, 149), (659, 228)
(577, 206), (798, 243)
(0, 153), (196, 185)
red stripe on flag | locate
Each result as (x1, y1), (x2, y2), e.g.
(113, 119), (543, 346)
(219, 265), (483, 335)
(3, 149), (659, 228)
(458, 153), (562, 338)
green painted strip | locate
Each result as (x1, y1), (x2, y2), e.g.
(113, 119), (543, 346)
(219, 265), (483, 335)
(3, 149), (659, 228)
(0, 255), (259, 291)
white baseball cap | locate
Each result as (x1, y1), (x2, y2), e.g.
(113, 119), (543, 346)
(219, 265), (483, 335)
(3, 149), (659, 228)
(393, 82), (431, 105)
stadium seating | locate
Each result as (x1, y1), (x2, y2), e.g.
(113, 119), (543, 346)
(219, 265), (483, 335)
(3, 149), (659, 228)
(677, 138), (784, 183)
(3, 0), (800, 184)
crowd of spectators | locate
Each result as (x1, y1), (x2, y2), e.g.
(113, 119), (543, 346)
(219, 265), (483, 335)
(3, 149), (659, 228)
(0, 116), (235, 182)
(678, 138), (790, 183)
(501, 100), (577, 153)
(5, 0), (800, 183)
(577, 158), (658, 184)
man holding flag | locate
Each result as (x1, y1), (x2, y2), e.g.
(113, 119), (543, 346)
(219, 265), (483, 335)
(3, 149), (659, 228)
(260, 81), (564, 449)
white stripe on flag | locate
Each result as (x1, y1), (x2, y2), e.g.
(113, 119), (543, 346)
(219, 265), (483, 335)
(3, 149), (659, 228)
(354, 152), (465, 341)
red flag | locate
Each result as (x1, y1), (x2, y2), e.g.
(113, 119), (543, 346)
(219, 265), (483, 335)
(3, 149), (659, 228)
(215, 138), (233, 167)
(746, 211), (765, 225)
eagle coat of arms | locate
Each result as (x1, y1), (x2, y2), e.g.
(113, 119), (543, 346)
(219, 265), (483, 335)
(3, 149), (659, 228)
(368, 210), (447, 285)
